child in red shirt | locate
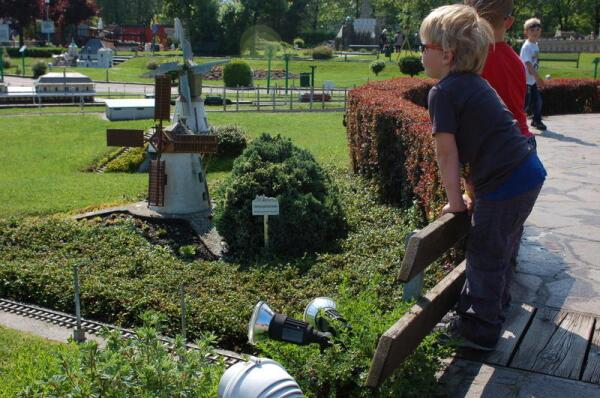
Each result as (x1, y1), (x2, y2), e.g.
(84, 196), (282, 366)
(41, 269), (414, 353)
(465, 0), (534, 143)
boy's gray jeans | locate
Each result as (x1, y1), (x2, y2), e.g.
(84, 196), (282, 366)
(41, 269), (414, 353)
(457, 183), (543, 347)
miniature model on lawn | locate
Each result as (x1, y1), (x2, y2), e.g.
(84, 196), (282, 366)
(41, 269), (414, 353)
(77, 18), (229, 257)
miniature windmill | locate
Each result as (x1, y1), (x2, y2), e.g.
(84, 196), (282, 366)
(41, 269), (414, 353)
(106, 18), (228, 215)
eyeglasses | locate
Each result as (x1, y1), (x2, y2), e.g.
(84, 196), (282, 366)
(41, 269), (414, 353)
(527, 24), (542, 30)
(419, 43), (444, 52)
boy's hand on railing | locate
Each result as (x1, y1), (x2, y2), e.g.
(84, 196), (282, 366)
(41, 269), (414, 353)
(442, 202), (467, 214)
(462, 193), (473, 215)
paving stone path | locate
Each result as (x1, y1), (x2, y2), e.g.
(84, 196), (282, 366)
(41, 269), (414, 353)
(440, 113), (600, 397)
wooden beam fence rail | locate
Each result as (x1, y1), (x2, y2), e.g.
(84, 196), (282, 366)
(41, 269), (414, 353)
(366, 211), (471, 388)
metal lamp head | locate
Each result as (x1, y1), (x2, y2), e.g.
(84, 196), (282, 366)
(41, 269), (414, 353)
(248, 301), (275, 345)
(303, 297), (337, 328)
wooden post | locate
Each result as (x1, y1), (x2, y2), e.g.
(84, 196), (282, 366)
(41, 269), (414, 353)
(290, 87), (293, 110)
(272, 84), (276, 111)
(256, 85), (260, 111)
(310, 85), (314, 111)
(263, 215), (269, 249)
(344, 88), (347, 111)
(321, 85), (325, 110)
(72, 265), (85, 343)
(180, 284), (187, 341)
(236, 86), (240, 112)
(223, 84), (227, 112)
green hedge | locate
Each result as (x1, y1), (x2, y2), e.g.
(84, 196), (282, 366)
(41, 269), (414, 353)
(210, 125), (248, 158)
(312, 45), (333, 60)
(300, 31), (336, 47)
(540, 78), (600, 115)
(215, 134), (346, 256)
(105, 147), (147, 173)
(6, 47), (63, 58)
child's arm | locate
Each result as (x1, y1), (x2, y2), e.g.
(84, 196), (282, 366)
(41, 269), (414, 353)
(525, 61), (544, 86)
(435, 133), (467, 214)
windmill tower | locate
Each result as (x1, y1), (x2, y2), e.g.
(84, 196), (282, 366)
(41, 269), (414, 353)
(107, 18), (228, 215)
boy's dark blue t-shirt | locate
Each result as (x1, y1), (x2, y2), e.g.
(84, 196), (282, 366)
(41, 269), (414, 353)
(428, 72), (533, 196)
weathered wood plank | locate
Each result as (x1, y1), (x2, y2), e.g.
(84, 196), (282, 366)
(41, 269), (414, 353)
(582, 318), (600, 384)
(366, 260), (466, 387)
(511, 309), (594, 380)
(398, 212), (469, 283)
(459, 303), (535, 367)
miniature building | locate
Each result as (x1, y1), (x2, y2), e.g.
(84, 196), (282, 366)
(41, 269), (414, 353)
(335, 0), (381, 50)
(77, 38), (115, 68)
(105, 99), (156, 121)
(0, 72), (96, 104)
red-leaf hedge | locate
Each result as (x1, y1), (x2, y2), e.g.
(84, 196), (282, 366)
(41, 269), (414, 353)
(345, 77), (600, 220)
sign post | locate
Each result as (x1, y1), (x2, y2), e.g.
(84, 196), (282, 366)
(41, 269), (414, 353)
(252, 196), (280, 249)
(19, 45), (26, 76)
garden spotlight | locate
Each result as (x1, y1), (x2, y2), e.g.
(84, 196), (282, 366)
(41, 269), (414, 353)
(248, 301), (332, 349)
(303, 297), (349, 336)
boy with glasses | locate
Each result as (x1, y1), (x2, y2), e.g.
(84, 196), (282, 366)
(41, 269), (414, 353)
(420, 4), (546, 350)
(520, 18), (546, 130)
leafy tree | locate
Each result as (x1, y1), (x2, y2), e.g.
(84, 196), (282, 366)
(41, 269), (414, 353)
(0, 0), (40, 46)
(163, 0), (220, 50)
(97, 0), (162, 25)
(48, 0), (98, 43)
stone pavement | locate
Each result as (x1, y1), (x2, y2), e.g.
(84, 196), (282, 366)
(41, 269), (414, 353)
(440, 113), (600, 397)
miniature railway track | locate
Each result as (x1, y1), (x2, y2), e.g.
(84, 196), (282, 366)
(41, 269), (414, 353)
(0, 298), (245, 368)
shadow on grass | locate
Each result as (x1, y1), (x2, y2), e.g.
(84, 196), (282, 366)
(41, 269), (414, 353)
(205, 156), (235, 173)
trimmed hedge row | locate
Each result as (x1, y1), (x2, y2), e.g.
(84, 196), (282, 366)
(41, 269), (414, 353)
(6, 47), (64, 58)
(346, 77), (600, 220)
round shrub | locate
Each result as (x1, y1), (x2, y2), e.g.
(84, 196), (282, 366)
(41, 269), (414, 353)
(223, 60), (253, 88)
(312, 45), (333, 60)
(31, 61), (48, 78)
(399, 56), (424, 77)
(370, 60), (386, 76)
(210, 125), (248, 158)
(293, 37), (304, 48)
(2, 56), (11, 69)
(215, 134), (346, 257)
(146, 60), (159, 70)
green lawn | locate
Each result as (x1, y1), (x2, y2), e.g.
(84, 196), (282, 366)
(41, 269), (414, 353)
(1, 112), (347, 218)
(6, 51), (599, 87)
(0, 326), (76, 398)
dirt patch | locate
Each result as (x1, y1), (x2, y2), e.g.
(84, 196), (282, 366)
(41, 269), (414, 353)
(98, 213), (217, 261)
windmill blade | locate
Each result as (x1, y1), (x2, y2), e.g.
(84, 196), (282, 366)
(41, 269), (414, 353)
(174, 18), (193, 63)
(191, 60), (230, 76)
(179, 71), (193, 117)
(107, 129), (145, 147)
(154, 75), (172, 121)
(144, 62), (182, 78)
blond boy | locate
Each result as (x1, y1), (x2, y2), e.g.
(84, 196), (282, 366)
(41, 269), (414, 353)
(520, 18), (546, 130)
(420, 4), (546, 350)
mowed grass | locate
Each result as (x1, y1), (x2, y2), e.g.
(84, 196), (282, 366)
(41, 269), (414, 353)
(7, 51), (600, 87)
(1, 112), (347, 217)
(0, 326), (76, 398)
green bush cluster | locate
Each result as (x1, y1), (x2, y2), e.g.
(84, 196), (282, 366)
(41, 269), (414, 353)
(31, 61), (48, 78)
(214, 134), (347, 257)
(370, 60), (386, 76)
(146, 60), (159, 70)
(300, 31), (336, 47)
(293, 37), (305, 48)
(6, 47), (63, 58)
(20, 313), (223, 397)
(398, 56), (424, 77)
(210, 124), (248, 158)
(223, 60), (253, 88)
(312, 45), (333, 60)
(105, 146), (147, 173)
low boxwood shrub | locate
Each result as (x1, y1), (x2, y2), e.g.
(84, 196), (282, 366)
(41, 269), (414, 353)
(312, 45), (333, 60)
(370, 60), (386, 76)
(399, 56), (424, 77)
(214, 134), (346, 256)
(20, 313), (223, 397)
(223, 59), (253, 88)
(146, 60), (159, 70)
(31, 61), (47, 78)
(210, 124), (248, 158)
(105, 146), (147, 173)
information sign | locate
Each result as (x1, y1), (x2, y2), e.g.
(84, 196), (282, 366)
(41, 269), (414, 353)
(252, 196), (280, 216)
(0, 24), (9, 43)
(41, 21), (55, 34)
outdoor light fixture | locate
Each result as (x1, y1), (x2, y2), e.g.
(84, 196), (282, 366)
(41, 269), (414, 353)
(218, 356), (303, 398)
(248, 301), (332, 349)
(303, 297), (349, 336)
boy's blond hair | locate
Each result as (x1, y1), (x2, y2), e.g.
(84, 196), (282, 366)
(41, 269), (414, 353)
(419, 4), (494, 74)
(464, 0), (513, 28)
(524, 18), (541, 30)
